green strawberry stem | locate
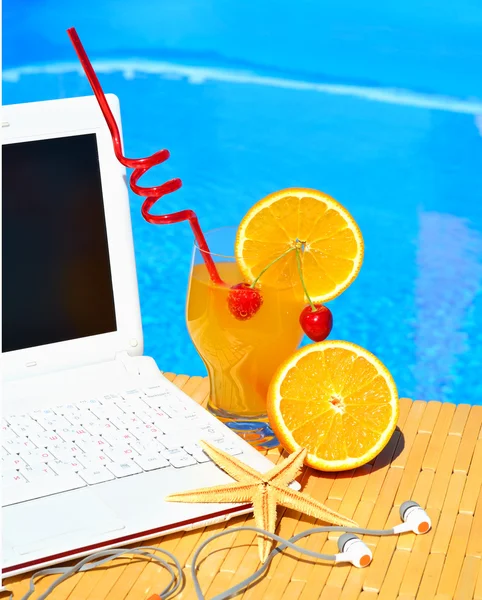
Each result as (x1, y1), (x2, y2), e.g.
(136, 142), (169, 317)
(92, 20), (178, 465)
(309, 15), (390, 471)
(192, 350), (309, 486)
(250, 246), (296, 288)
(295, 247), (316, 311)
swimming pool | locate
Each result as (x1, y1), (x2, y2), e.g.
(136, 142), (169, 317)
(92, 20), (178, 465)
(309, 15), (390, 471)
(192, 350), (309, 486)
(4, 0), (482, 405)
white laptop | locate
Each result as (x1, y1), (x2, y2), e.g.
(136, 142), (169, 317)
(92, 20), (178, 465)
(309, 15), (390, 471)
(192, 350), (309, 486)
(1, 95), (278, 580)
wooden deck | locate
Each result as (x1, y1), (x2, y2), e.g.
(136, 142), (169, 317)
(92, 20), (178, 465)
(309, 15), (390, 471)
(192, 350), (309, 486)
(4, 374), (482, 600)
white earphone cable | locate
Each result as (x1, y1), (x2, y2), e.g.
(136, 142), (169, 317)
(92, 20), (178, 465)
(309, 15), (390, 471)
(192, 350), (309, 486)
(13, 523), (395, 600)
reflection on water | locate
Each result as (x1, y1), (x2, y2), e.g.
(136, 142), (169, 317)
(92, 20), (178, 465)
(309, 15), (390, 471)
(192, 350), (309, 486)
(415, 212), (482, 402)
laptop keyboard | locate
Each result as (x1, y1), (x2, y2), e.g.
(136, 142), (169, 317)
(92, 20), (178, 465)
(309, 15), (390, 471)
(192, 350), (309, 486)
(2, 385), (243, 507)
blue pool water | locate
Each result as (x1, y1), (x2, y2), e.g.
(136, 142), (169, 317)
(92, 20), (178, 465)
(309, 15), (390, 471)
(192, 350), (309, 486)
(4, 0), (482, 404)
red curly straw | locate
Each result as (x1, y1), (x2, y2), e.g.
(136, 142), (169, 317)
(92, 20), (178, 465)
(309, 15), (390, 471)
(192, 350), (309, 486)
(67, 27), (223, 285)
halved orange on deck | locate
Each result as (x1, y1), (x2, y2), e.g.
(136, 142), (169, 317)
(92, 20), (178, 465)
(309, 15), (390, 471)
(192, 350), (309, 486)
(235, 188), (364, 301)
(267, 341), (399, 471)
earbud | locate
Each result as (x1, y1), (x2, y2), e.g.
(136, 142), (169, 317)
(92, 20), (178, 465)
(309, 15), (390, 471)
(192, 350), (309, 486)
(335, 533), (372, 568)
(393, 500), (431, 534)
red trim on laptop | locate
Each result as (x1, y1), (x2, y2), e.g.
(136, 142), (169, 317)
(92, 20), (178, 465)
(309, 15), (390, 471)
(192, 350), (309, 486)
(4, 504), (252, 574)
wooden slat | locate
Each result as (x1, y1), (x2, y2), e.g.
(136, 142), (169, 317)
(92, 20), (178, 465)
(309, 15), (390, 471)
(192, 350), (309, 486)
(454, 556), (481, 600)
(417, 553), (446, 600)
(398, 509), (441, 598)
(418, 401), (442, 434)
(422, 402), (457, 470)
(459, 439), (482, 514)
(297, 540), (338, 600)
(4, 383), (482, 600)
(361, 431), (401, 505)
(454, 406), (482, 473)
(474, 559), (482, 600)
(363, 507), (400, 592)
(436, 513), (473, 598)
(426, 435), (461, 511)
(449, 403), (471, 436)
(338, 570), (367, 600)
(396, 469), (435, 552)
(393, 432), (431, 506)
(467, 481), (482, 559)
(390, 401), (427, 469)
(377, 549), (410, 600)
(430, 472), (466, 554)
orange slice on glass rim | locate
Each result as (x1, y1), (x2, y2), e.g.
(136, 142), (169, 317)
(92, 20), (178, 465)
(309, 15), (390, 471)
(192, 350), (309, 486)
(267, 341), (399, 471)
(235, 188), (364, 301)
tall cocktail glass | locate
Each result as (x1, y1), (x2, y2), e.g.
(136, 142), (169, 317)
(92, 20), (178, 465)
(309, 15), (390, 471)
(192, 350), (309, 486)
(186, 227), (305, 448)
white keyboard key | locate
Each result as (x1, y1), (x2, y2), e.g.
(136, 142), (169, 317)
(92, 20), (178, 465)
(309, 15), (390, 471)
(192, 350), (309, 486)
(6, 414), (31, 426)
(133, 410), (157, 425)
(127, 440), (147, 454)
(1, 424), (18, 442)
(29, 432), (66, 448)
(140, 408), (171, 424)
(158, 432), (192, 450)
(80, 453), (112, 467)
(119, 414), (145, 428)
(101, 415), (127, 429)
(19, 464), (57, 482)
(58, 427), (92, 442)
(143, 385), (168, 398)
(30, 408), (56, 419)
(3, 455), (28, 470)
(77, 398), (103, 408)
(183, 413), (205, 426)
(117, 431), (139, 444)
(120, 389), (145, 400)
(50, 459), (86, 474)
(89, 404), (125, 419)
(96, 429), (122, 445)
(3, 436), (38, 453)
(183, 443), (212, 462)
(134, 453), (169, 471)
(80, 417), (103, 433)
(106, 461), (143, 478)
(127, 422), (163, 441)
(144, 415), (181, 435)
(183, 442), (204, 455)
(141, 395), (167, 409)
(78, 466), (115, 485)
(161, 402), (196, 419)
(191, 450), (211, 463)
(101, 430), (138, 446)
(100, 393), (120, 402)
(76, 436), (111, 453)
(9, 420), (45, 436)
(113, 400), (137, 414)
(143, 439), (168, 454)
(3, 470), (28, 485)
(50, 443), (84, 461)
(54, 403), (80, 416)
(1, 446), (10, 459)
(36, 415), (73, 430)
(22, 449), (56, 465)
(161, 448), (197, 468)
(103, 445), (139, 463)
(215, 440), (243, 456)
(3, 473), (86, 506)
(197, 426), (225, 443)
(63, 411), (91, 426)
(177, 415), (206, 432)
(85, 420), (120, 436)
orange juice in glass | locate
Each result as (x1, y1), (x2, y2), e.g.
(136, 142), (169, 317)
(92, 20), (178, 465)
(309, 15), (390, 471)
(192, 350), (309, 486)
(186, 227), (305, 448)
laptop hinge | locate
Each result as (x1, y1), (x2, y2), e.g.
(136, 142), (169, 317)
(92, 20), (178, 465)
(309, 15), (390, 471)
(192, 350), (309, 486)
(115, 351), (140, 376)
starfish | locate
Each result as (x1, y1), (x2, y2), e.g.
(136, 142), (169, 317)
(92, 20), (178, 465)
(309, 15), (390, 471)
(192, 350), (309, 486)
(165, 440), (357, 562)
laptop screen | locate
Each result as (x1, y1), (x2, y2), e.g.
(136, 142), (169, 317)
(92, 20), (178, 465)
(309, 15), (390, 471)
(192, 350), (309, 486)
(2, 133), (117, 353)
